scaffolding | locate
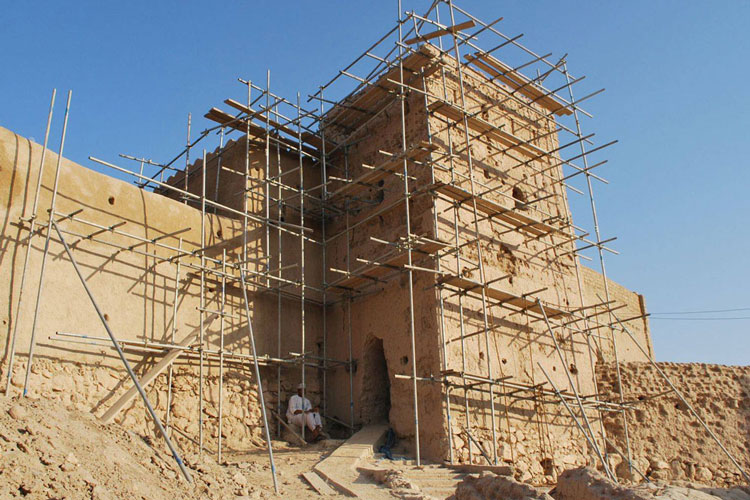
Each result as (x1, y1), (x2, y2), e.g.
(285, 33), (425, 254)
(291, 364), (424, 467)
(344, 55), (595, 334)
(5, 0), (748, 490)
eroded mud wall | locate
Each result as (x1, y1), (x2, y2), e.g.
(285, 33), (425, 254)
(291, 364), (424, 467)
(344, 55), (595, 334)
(597, 361), (750, 487)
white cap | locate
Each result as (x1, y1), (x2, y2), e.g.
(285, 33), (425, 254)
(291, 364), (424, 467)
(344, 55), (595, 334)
(297, 383), (305, 389)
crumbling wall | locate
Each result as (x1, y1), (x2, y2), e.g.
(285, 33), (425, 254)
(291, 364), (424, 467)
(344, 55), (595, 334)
(0, 126), (323, 453)
(597, 361), (750, 487)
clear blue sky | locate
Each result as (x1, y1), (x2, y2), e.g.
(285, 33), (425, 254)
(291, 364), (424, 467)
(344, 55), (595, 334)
(2, 1), (748, 365)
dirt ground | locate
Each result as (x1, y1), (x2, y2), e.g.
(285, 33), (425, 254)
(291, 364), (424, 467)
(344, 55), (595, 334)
(0, 395), (349, 499)
(4, 394), (750, 500)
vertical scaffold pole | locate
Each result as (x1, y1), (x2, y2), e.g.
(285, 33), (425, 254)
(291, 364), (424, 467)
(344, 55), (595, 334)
(264, 71), (271, 292)
(344, 149), (355, 433)
(421, 67), (454, 464)
(6, 88), (56, 394)
(198, 149), (206, 458)
(296, 92), (307, 440)
(398, 0), (421, 465)
(218, 248), (227, 463)
(319, 86), (329, 421)
(165, 238), (183, 437)
(274, 99), (284, 437)
(213, 127), (225, 214)
(446, 0), (498, 464)
(563, 61), (631, 471)
(23, 89), (72, 397)
(183, 113), (191, 203)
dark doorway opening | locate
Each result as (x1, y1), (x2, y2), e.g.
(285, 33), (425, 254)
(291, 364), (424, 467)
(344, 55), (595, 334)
(360, 336), (391, 424)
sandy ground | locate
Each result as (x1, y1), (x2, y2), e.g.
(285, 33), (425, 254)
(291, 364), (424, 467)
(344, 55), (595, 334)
(0, 395), (349, 499)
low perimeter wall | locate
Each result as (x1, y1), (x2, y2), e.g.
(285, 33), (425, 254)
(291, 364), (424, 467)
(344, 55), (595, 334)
(596, 361), (750, 487)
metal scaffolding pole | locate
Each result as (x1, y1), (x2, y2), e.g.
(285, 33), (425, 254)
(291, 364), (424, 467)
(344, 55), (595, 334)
(446, 0), (498, 464)
(165, 237), (183, 437)
(183, 113), (191, 203)
(319, 86), (329, 421)
(344, 153), (355, 432)
(198, 149), (206, 458)
(217, 249), (227, 463)
(23, 89), (72, 397)
(563, 61), (632, 471)
(5, 88), (56, 394)
(274, 100), (284, 437)
(398, 0), (422, 465)
(297, 92), (307, 441)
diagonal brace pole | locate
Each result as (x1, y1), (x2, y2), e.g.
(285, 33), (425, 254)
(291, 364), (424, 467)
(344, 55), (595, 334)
(238, 268), (279, 493)
(538, 299), (616, 481)
(537, 363), (615, 481)
(51, 220), (193, 483)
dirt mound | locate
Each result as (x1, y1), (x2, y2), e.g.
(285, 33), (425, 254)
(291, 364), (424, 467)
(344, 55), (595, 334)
(0, 395), (271, 499)
(451, 471), (553, 500)
(554, 467), (750, 500)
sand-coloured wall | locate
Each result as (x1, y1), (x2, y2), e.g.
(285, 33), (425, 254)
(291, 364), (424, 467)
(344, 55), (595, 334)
(597, 361), (750, 487)
(0, 126), (324, 453)
(580, 266), (652, 362)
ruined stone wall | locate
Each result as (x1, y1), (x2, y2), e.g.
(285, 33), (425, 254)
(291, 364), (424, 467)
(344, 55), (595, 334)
(0, 126), (323, 454)
(597, 361), (750, 487)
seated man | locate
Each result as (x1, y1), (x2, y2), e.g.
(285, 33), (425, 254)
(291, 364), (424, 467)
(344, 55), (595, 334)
(286, 383), (323, 441)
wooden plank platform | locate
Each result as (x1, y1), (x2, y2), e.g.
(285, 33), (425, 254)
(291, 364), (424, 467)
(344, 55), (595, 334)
(327, 141), (437, 201)
(465, 52), (572, 117)
(428, 100), (547, 160)
(404, 20), (476, 45)
(325, 45), (442, 131)
(329, 239), (448, 291)
(429, 181), (560, 237)
(224, 98), (337, 153)
(205, 107), (318, 157)
(224, 99), (298, 138)
(438, 275), (568, 318)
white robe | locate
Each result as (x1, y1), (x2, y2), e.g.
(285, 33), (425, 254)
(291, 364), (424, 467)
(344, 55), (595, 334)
(287, 394), (321, 431)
